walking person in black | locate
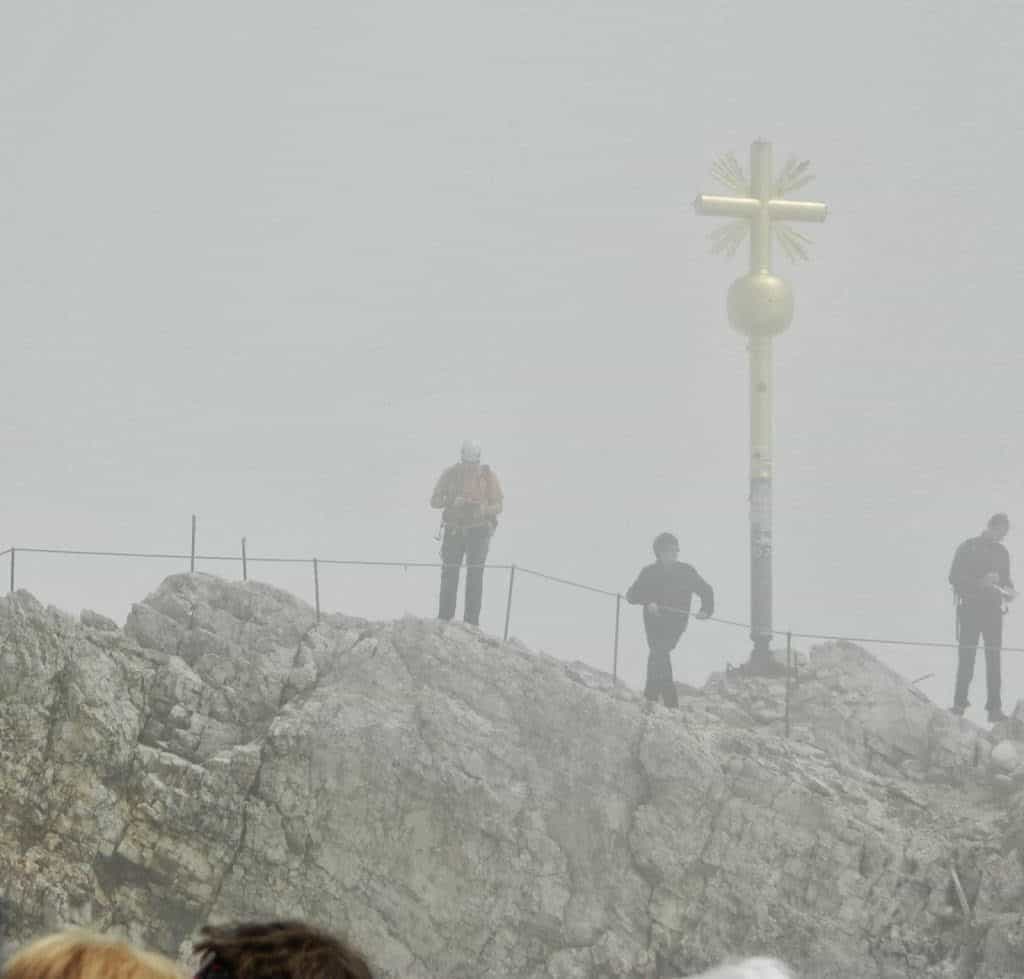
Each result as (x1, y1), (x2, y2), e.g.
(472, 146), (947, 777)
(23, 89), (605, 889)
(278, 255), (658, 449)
(949, 512), (1017, 722)
(626, 532), (714, 708)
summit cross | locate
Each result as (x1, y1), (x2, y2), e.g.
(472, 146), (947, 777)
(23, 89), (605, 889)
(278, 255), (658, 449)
(694, 139), (828, 670)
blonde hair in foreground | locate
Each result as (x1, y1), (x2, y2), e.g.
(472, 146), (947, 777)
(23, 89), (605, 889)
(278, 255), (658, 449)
(1, 929), (183, 979)
(691, 959), (792, 979)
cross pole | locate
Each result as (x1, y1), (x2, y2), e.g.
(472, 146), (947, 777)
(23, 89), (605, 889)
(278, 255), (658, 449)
(694, 139), (827, 670)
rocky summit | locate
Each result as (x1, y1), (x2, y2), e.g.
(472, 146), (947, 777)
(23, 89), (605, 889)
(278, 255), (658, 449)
(0, 574), (1022, 978)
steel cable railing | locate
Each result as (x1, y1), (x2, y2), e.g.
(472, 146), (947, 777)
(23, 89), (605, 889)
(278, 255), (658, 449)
(5, 542), (1020, 677)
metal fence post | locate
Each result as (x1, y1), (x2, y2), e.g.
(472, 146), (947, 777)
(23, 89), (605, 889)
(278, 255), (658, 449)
(313, 558), (321, 625)
(190, 514), (197, 573)
(613, 593), (621, 683)
(785, 630), (792, 739)
(241, 537), (248, 581)
(503, 564), (516, 641)
(9, 548), (14, 593)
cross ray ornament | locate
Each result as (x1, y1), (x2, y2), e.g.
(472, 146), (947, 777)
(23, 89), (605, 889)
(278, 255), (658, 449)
(702, 151), (825, 262)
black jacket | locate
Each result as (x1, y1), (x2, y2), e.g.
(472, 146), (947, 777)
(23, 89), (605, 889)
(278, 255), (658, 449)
(949, 535), (1013, 609)
(626, 560), (714, 643)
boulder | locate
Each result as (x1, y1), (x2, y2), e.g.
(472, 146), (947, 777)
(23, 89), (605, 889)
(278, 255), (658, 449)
(992, 741), (1020, 773)
(0, 577), (1019, 978)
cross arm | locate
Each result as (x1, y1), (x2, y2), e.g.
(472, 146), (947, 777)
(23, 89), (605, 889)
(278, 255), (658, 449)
(695, 194), (827, 223)
(766, 200), (827, 223)
(693, 195), (760, 219)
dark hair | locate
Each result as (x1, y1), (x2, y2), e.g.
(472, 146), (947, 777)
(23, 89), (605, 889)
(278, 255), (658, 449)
(652, 532), (680, 555)
(988, 513), (1010, 530)
(194, 921), (373, 979)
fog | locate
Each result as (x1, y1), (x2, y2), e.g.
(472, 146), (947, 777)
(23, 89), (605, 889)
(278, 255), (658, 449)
(3, 1), (1024, 724)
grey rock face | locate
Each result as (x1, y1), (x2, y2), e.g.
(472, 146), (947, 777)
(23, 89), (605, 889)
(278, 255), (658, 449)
(0, 575), (1020, 977)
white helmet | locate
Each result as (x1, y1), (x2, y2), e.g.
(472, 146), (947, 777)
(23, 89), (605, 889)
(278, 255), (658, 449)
(460, 439), (482, 464)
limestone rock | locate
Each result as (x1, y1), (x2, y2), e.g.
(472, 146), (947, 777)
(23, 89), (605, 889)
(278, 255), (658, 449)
(992, 741), (1020, 773)
(0, 576), (1020, 977)
(976, 913), (1024, 979)
(703, 639), (990, 786)
(80, 609), (119, 632)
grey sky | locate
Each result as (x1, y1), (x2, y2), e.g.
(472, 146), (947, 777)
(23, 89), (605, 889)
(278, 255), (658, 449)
(3, 1), (1024, 720)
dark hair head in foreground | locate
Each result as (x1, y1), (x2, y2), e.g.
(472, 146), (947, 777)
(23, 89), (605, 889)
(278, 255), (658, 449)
(1, 930), (182, 979)
(194, 922), (373, 979)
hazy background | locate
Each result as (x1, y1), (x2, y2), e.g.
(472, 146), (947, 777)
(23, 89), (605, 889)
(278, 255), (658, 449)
(3, 1), (1023, 723)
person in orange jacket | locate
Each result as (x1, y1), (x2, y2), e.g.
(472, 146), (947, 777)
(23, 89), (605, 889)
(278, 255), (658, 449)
(431, 440), (503, 626)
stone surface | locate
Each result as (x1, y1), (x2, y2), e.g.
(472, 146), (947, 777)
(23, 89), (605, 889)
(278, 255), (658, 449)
(991, 741), (1020, 773)
(0, 575), (1020, 977)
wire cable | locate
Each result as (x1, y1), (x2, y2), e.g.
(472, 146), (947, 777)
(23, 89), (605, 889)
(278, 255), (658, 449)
(8, 545), (1023, 654)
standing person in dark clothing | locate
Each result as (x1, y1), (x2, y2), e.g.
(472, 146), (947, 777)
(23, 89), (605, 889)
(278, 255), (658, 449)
(430, 439), (503, 626)
(626, 532), (714, 708)
(949, 512), (1017, 722)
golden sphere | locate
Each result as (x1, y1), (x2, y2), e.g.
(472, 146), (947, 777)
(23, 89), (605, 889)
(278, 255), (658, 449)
(727, 273), (794, 337)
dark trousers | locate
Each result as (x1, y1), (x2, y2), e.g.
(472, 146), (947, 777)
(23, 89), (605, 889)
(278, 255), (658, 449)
(644, 634), (681, 708)
(438, 525), (491, 626)
(954, 603), (1003, 712)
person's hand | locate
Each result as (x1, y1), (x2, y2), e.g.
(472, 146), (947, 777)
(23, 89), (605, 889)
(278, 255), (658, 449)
(696, 609), (711, 620)
(645, 602), (659, 614)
